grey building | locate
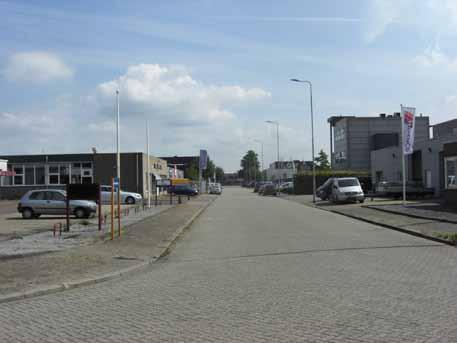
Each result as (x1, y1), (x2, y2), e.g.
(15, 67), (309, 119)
(0, 152), (168, 199)
(328, 113), (430, 171)
(370, 119), (457, 196)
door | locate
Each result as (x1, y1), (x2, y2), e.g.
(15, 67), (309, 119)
(46, 191), (67, 215)
(425, 170), (432, 188)
(27, 191), (48, 214)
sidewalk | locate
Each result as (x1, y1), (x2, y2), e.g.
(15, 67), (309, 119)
(0, 194), (216, 302)
(283, 194), (457, 245)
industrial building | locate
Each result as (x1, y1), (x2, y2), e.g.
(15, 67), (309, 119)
(0, 152), (168, 199)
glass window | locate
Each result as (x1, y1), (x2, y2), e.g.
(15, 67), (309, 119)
(60, 165), (69, 185)
(49, 175), (59, 184)
(82, 162), (92, 168)
(49, 166), (59, 173)
(337, 178), (360, 187)
(35, 167), (45, 185)
(73, 163), (81, 168)
(445, 157), (457, 189)
(49, 191), (65, 201)
(29, 191), (46, 200)
(71, 165), (81, 184)
(25, 167), (34, 185)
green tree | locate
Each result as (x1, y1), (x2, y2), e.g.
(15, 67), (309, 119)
(184, 160), (199, 180)
(314, 149), (330, 170)
(203, 158), (215, 180)
(240, 150), (260, 182)
(215, 167), (224, 183)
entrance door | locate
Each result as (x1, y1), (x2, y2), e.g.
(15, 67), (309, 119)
(425, 170), (432, 188)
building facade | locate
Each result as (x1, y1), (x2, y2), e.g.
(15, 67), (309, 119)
(370, 119), (457, 197)
(328, 114), (430, 171)
(0, 153), (168, 199)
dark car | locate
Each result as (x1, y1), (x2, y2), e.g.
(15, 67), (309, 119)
(170, 184), (198, 196)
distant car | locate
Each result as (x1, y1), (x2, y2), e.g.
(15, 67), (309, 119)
(100, 185), (143, 205)
(261, 183), (278, 196)
(170, 184), (198, 196)
(279, 181), (293, 192)
(330, 177), (364, 203)
(258, 182), (273, 195)
(253, 181), (267, 193)
(18, 189), (97, 219)
(209, 183), (222, 194)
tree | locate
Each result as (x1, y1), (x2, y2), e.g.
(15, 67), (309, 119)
(240, 150), (260, 182)
(215, 167), (224, 183)
(314, 149), (330, 170)
(184, 160), (199, 180)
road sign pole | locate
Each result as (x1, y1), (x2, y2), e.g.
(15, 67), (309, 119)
(117, 177), (121, 237)
(111, 177), (114, 240)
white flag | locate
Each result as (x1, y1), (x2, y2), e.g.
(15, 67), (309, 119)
(401, 106), (416, 155)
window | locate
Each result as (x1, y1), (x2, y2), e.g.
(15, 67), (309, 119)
(82, 162), (92, 168)
(49, 166), (59, 173)
(445, 157), (457, 189)
(334, 127), (346, 142)
(35, 167), (45, 185)
(60, 165), (69, 185)
(49, 191), (65, 201)
(25, 167), (34, 185)
(13, 166), (24, 185)
(337, 178), (360, 187)
(29, 191), (46, 200)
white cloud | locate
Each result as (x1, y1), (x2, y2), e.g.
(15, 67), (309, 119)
(413, 42), (457, 72)
(3, 51), (73, 83)
(95, 64), (270, 124)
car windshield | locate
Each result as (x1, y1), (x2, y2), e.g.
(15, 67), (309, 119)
(338, 179), (359, 187)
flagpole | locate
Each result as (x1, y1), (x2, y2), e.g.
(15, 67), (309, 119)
(401, 105), (406, 205)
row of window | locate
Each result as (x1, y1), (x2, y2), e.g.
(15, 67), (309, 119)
(2, 163), (93, 186)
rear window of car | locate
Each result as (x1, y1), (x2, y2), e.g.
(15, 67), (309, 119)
(29, 191), (46, 200)
(337, 179), (359, 187)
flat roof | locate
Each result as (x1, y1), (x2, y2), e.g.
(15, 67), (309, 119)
(328, 114), (429, 126)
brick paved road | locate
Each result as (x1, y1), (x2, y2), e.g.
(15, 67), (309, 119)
(2, 187), (457, 342)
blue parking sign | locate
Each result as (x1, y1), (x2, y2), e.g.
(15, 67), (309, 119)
(113, 177), (119, 190)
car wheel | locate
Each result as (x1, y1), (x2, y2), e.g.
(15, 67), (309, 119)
(22, 208), (34, 219)
(126, 196), (135, 205)
(74, 207), (87, 219)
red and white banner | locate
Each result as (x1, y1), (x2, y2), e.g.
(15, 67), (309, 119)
(0, 171), (15, 176)
(401, 106), (416, 155)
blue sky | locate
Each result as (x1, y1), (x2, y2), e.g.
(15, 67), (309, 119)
(1, 0), (457, 171)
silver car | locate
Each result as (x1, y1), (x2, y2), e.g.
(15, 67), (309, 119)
(18, 189), (97, 219)
(100, 185), (143, 205)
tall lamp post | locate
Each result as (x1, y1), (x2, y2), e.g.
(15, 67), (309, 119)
(266, 120), (280, 185)
(253, 139), (264, 181)
(116, 90), (121, 182)
(290, 78), (316, 203)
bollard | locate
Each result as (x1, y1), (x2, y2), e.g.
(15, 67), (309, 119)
(188, 195), (190, 201)
(178, 195), (182, 204)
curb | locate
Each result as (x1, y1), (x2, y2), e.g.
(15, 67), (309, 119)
(0, 197), (216, 304)
(280, 196), (453, 247)
(363, 205), (457, 225)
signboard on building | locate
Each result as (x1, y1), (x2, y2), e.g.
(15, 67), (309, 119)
(0, 160), (7, 172)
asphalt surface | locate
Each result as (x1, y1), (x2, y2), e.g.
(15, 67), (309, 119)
(2, 187), (457, 342)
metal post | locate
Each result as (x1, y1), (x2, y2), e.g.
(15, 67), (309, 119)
(116, 89), (121, 184)
(98, 184), (102, 231)
(401, 105), (406, 205)
(290, 79), (316, 203)
(111, 177), (114, 240)
(146, 120), (151, 209)
(276, 123), (280, 162)
(117, 178), (121, 237)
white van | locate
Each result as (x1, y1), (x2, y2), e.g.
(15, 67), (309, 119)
(330, 177), (365, 203)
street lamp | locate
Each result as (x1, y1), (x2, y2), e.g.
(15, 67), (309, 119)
(253, 139), (264, 181)
(290, 78), (316, 203)
(265, 120), (280, 162)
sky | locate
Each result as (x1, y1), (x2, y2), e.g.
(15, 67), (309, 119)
(1, 0), (457, 172)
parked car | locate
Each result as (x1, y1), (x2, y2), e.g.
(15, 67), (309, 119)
(258, 182), (273, 195)
(279, 181), (294, 193)
(330, 177), (365, 203)
(254, 181), (267, 193)
(261, 183), (278, 196)
(18, 189), (97, 219)
(209, 183), (222, 194)
(170, 184), (199, 196)
(100, 185), (143, 204)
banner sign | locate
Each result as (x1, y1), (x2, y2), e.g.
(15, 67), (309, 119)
(401, 106), (416, 155)
(199, 149), (208, 170)
(0, 171), (15, 176)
